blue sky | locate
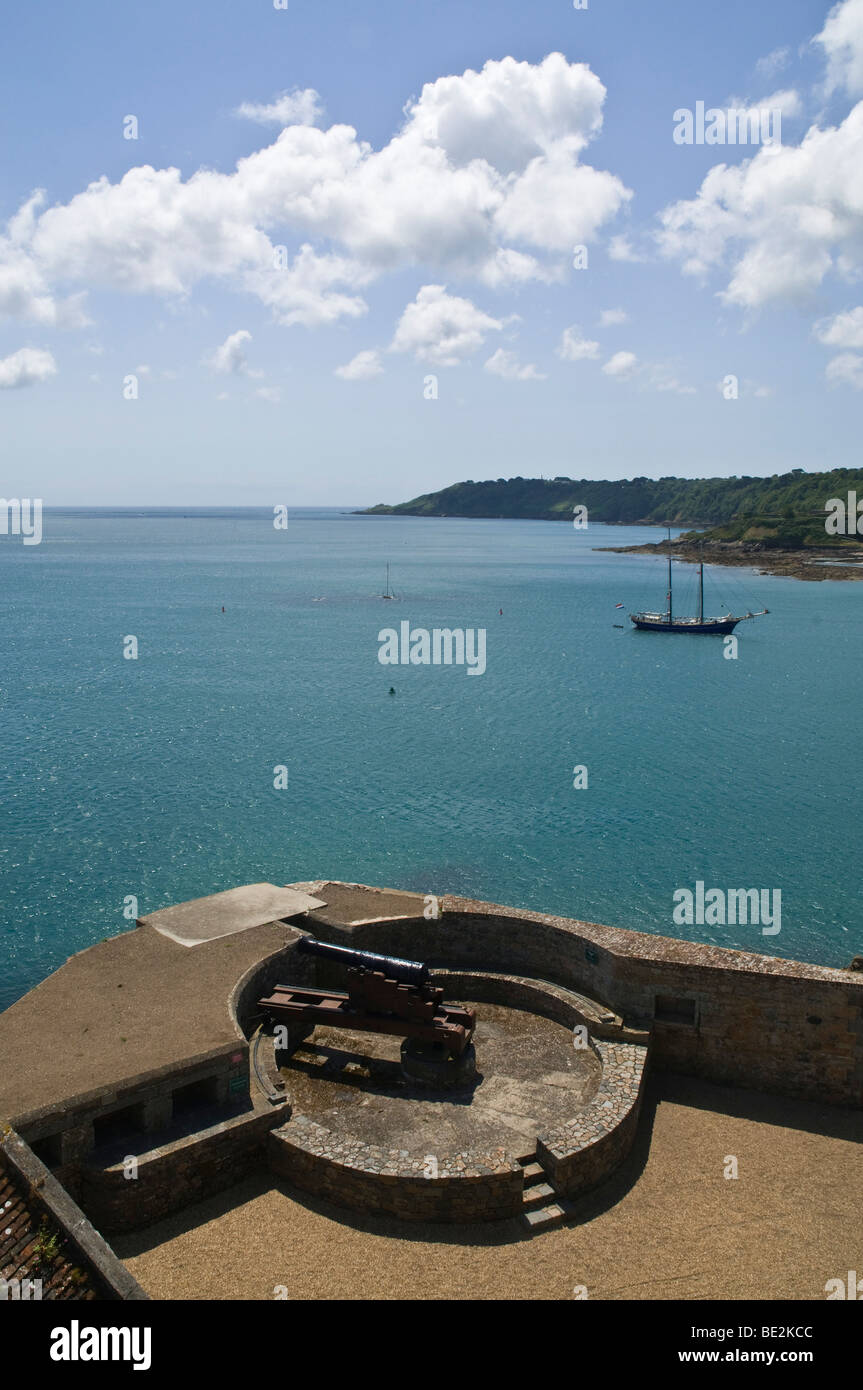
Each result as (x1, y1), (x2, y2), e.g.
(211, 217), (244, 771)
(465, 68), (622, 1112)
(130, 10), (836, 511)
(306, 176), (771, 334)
(2, 0), (862, 504)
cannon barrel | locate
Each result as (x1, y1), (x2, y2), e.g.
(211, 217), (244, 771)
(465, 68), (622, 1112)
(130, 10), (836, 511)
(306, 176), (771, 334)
(297, 936), (430, 986)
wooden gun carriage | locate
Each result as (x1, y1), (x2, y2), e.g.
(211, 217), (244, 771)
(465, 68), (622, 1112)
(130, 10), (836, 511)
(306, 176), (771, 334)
(258, 937), (476, 1057)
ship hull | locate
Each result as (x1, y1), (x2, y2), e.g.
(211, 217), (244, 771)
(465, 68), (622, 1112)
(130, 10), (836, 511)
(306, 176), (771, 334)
(630, 615), (739, 634)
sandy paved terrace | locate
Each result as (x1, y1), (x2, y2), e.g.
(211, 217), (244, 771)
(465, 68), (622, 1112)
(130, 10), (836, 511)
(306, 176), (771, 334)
(114, 1072), (863, 1301)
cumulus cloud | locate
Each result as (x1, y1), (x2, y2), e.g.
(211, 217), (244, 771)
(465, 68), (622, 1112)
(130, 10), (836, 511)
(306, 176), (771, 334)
(494, 140), (631, 252)
(0, 54), (631, 334)
(657, 101), (863, 308)
(0, 194), (90, 327)
(335, 348), (383, 380)
(390, 285), (502, 365)
(0, 346), (56, 388)
(814, 305), (863, 346)
(249, 246), (370, 328)
(826, 351), (863, 386)
(599, 307), (628, 326)
(483, 348), (545, 380)
(402, 52), (607, 174)
(207, 329), (254, 374)
(235, 89), (323, 127)
(815, 0), (863, 97)
(478, 247), (555, 288)
(558, 325), (599, 360)
(658, 4), (863, 313)
(602, 350), (638, 378)
(255, 385), (282, 403)
(656, 1), (863, 313)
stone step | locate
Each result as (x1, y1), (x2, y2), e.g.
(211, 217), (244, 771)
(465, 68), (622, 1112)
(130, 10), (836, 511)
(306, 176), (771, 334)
(520, 1161), (546, 1188)
(522, 1202), (568, 1232)
(522, 1182), (556, 1211)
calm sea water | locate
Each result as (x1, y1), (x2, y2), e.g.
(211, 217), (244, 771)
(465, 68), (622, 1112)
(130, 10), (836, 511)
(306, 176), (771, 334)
(1, 507), (860, 1011)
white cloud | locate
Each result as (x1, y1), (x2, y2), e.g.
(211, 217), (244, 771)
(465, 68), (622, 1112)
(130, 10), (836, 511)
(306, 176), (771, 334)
(724, 89), (803, 121)
(765, 88), (803, 118)
(478, 247), (555, 288)
(602, 350), (638, 378)
(390, 285), (502, 366)
(599, 307), (628, 326)
(0, 345), (56, 388)
(402, 51), (607, 174)
(207, 329), (253, 374)
(814, 305), (863, 347)
(608, 234), (647, 263)
(249, 246), (370, 328)
(494, 141), (631, 252)
(558, 325), (599, 360)
(484, 348), (545, 380)
(815, 0), (863, 97)
(235, 89), (324, 127)
(826, 351), (863, 387)
(657, 101), (863, 308)
(335, 348), (383, 380)
(0, 193), (90, 327)
(255, 385), (282, 403)
(755, 47), (791, 82)
(0, 54), (631, 334)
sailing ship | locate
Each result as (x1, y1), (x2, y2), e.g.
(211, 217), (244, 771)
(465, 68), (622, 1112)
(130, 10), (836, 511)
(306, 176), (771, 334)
(630, 532), (768, 634)
(381, 562), (395, 600)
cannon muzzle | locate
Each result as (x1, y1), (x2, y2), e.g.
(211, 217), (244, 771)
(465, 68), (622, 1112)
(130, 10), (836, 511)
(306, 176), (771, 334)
(297, 936), (430, 986)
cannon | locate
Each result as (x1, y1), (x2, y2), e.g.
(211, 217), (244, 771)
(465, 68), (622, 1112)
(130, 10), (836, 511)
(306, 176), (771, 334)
(296, 936), (431, 986)
(257, 936), (476, 1057)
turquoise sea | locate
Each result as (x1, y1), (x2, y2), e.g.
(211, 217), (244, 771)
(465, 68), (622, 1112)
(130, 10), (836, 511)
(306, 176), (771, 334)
(1, 507), (860, 1011)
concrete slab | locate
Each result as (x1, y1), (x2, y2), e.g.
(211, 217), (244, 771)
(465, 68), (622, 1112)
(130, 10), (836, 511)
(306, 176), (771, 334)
(296, 881), (425, 929)
(138, 883), (326, 946)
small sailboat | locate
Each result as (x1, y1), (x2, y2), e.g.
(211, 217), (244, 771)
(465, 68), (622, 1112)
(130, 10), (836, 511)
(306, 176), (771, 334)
(630, 532), (768, 634)
(381, 562), (396, 600)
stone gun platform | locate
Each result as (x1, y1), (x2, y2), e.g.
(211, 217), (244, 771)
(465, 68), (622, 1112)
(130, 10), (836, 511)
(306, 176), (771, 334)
(0, 876), (858, 1240)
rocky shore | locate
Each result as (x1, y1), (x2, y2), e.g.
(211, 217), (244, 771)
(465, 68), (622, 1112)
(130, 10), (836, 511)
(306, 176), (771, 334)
(597, 537), (863, 581)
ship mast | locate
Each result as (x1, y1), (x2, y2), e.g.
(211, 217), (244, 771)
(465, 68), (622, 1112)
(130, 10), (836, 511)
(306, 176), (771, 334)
(698, 547), (704, 625)
(666, 527), (672, 622)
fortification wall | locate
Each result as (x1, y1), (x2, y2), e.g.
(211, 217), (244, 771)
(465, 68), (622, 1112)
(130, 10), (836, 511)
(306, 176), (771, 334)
(302, 894), (863, 1107)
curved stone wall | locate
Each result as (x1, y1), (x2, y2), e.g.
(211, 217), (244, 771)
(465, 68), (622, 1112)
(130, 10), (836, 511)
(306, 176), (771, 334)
(266, 968), (649, 1223)
(296, 890), (863, 1108)
(433, 970), (649, 1201)
(268, 1119), (524, 1223)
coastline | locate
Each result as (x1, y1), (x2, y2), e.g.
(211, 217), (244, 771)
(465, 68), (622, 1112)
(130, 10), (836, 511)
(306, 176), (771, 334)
(596, 538), (863, 582)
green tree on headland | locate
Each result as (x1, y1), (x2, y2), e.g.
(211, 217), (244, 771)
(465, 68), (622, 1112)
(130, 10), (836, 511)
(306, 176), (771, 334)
(362, 470), (863, 548)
